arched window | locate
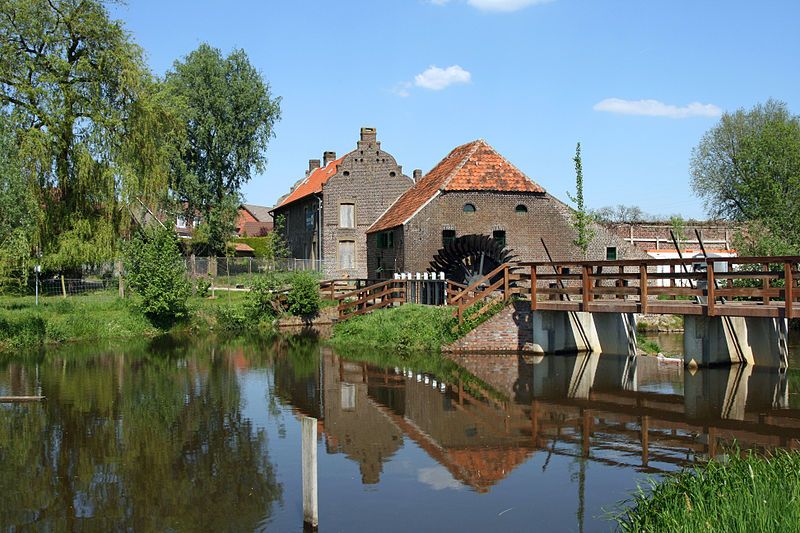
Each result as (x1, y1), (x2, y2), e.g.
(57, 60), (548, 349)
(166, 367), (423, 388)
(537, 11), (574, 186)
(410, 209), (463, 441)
(515, 204), (528, 215)
(463, 203), (476, 213)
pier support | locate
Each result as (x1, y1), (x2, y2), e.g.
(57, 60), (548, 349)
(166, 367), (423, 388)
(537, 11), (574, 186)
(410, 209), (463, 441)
(683, 316), (788, 368)
(530, 311), (637, 356)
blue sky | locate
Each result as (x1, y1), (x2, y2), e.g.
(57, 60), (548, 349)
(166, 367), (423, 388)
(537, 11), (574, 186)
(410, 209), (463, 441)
(112, 0), (800, 219)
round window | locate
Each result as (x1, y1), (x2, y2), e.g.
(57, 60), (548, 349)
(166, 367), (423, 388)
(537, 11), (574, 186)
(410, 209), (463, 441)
(463, 203), (476, 213)
(515, 204), (528, 215)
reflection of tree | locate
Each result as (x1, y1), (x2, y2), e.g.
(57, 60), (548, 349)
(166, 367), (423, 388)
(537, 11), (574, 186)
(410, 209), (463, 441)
(0, 338), (281, 530)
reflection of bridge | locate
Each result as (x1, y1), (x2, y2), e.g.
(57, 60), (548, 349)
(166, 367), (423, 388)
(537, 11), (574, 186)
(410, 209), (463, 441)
(275, 346), (800, 493)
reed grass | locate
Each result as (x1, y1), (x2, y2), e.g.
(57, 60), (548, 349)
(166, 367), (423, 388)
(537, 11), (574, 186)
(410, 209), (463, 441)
(613, 450), (800, 532)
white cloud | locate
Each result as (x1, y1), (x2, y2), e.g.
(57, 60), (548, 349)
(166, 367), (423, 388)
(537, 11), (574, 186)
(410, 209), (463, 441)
(593, 98), (722, 119)
(467, 0), (553, 11)
(414, 65), (472, 91)
(418, 466), (464, 491)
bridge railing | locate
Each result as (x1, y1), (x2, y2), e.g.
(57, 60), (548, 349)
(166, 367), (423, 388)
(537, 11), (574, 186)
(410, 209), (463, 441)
(517, 256), (800, 318)
(335, 279), (407, 320)
(449, 263), (513, 324)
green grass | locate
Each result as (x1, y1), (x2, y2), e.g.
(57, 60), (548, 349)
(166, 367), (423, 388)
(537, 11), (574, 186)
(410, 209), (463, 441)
(637, 336), (662, 354)
(0, 292), (157, 353)
(330, 300), (507, 354)
(613, 450), (800, 532)
(331, 304), (456, 354)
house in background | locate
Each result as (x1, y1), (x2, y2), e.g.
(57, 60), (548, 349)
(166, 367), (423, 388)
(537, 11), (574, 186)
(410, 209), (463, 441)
(175, 203), (273, 239)
(366, 139), (641, 280)
(271, 127), (415, 278)
(236, 203), (274, 237)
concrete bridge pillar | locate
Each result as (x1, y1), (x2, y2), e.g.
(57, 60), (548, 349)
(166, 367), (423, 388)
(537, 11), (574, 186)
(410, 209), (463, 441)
(683, 316), (788, 368)
(530, 311), (637, 356)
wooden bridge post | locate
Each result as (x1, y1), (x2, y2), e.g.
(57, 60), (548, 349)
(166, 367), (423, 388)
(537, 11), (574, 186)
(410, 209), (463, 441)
(530, 265), (537, 310)
(762, 262), (770, 305)
(785, 261), (794, 319)
(503, 265), (510, 303)
(582, 265), (592, 310)
(707, 261), (716, 316)
(639, 264), (648, 314)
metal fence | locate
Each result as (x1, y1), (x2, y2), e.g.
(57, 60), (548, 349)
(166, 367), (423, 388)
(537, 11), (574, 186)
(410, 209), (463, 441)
(186, 257), (338, 278)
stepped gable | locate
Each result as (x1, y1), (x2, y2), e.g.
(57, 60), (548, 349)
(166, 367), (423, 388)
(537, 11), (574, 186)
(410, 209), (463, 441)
(274, 155), (345, 208)
(368, 139), (545, 233)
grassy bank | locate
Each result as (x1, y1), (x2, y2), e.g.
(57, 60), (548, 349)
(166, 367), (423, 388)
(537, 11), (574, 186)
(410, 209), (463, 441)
(329, 300), (506, 354)
(0, 291), (268, 354)
(614, 450), (800, 532)
(0, 293), (158, 352)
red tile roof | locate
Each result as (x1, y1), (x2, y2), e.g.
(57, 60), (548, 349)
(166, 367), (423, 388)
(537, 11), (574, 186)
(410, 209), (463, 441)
(368, 140), (544, 233)
(275, 156), (345, 209)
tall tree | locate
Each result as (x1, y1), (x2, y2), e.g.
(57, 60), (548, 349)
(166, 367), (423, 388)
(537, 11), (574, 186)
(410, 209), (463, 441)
(0, 114), (35, 291)
(691, 99), (800, 253)
(0, 0), (181, 267)
(568, 142), (595, 257)
(165, 44), (281, 256)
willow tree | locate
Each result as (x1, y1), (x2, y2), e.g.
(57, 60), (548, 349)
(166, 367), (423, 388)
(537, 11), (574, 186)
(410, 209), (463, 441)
(0, 0), (182, 268)
(165, 43), (281, 256)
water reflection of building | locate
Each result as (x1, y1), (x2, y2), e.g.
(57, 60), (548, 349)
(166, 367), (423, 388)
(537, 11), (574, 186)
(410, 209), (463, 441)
(274, 345), (800, 493)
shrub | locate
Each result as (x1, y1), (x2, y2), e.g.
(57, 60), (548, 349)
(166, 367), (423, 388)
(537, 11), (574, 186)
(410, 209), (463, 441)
(195, 277), (211, 298)
(244, 274), (280, 320)
(285, 272), (320, 316)
(124, 225), (192, 326)
(214, 304), (249, 331)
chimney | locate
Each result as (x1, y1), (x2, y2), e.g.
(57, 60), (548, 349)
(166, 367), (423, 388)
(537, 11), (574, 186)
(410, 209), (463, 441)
(360, 127), (377, 143)
(308, 159), (320, 175)
(413, 169), (422, 181)
(323, 151), (337, 166)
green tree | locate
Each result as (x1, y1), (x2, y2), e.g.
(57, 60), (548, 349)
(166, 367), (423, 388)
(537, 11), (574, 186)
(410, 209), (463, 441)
(690, 99), (800, 253)
(0, 0), (182, 268)
(567, 142), (595, 257)
(0, 115), (36, 292)
(123, 225), (191, 325)
(165, 44), (281, 256)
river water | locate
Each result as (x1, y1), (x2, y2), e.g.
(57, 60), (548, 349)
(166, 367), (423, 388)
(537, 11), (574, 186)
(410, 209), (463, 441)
(2, 333), (800, 532)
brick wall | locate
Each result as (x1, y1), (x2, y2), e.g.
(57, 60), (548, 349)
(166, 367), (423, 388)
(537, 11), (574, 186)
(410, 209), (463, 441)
(396, 191), (642, 274)
(274, 196), (318, 261)
(322, 136), (413, 278)
(367, 227), (405, 279)
(443, 301), (534, 352)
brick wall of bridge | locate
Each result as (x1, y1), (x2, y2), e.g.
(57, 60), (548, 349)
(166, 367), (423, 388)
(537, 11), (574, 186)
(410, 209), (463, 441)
(443, 300), (534, 352)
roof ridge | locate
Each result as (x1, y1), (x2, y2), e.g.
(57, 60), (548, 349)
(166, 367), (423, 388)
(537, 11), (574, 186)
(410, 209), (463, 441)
(440, 140), (484, 191)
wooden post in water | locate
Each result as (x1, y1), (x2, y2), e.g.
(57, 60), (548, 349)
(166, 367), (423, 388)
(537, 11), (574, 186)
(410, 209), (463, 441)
(302, 416), (318, 530)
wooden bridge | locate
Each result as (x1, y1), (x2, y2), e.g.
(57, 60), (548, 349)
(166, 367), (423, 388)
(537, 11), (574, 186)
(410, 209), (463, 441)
(329, 256), (800, 323)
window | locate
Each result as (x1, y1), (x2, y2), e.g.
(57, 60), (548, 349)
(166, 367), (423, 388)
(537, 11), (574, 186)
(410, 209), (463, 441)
(378, 231), (394, 249)
(606, 246), (618, 261)
(463, 203), (476, 213)
(340, 203), (355, 228)
(493, 230), (506, 249)
(442, 230), (456, 248)
(176, 216), (186, 229)
(338, 240), (355, 269)
(305, 207), (315, 231)
(515, 204), (528, 215)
